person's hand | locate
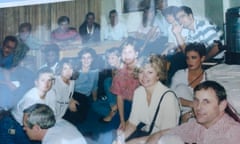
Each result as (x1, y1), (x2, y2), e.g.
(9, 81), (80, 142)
(69, 99), (79, 112)
(118, 121), (126, 131)
(172, 23), (183, 35)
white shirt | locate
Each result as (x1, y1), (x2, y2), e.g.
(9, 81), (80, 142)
(43, 119), (87, 144)
(11, 87), (56, 125)
(104, 22), (128, 41)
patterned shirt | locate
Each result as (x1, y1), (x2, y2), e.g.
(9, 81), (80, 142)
(186, 19), (221, 52)
(111, 67), (139, 100)
(168, 114), (240, 144)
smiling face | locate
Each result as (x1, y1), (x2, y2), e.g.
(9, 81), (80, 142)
(138, 64), (159, 89)
(186, 50), (204, 71)
(81, 52), (93, 69)
(121, 44), (138, 67)
(193, 88), (226, 128)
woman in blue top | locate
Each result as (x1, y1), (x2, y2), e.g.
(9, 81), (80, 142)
(64, 47), (99, 124)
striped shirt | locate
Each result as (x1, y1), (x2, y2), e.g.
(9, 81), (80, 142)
(186, 19), (222, 51)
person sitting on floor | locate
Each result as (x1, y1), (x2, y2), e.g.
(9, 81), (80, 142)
(23, 103), (87, 144)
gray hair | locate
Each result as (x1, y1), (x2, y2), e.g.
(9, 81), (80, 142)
(23, 104), (56, 129)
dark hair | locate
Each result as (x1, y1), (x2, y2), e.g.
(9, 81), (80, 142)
(3, 35), (18, 48)
(78, 47), (97, 59)
(109, 9), (117, 17)
(55, 58), (74, 75)
(120, 37), (140, 53)
(43, 44), (60, 55)
(57, 16), (70, 25)
(162, 6), (179, 17)
(178, 6), (193, 16)
(194, 81), (240, 122)
(19, 22), (32, 32)
(105, 47), (121, 58)
(86, 12), (95, 20)
(185, 43), (206, 58)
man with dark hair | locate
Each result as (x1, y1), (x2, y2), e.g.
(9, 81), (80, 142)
(103, 9), (128, 41)
(140, 81), (240, 144)
(23, 104), (87, 144)
(40, 44), (60, 73)
(0, 35), (18, 68)
(79, 12), (100, 43)
(51, 16), (81, 42)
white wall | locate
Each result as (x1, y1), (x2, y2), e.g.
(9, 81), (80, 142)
(101, 0), (206, 34)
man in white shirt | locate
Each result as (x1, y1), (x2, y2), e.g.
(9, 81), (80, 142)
(23, 103), (87, 144)
(103, 9), (128, 41)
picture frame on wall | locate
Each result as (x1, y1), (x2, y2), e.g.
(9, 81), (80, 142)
(123, 0), (146, 13)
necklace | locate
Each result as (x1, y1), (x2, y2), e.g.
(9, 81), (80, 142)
(188, 71), (204, 86)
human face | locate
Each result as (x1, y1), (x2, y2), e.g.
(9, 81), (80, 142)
(176, 11), (194, 28)
(23, 114), (39, 140)
(193, 88), (226, 128)
(2, 41), (16, 57)
(107, 53), (120, 68)
(61, 63), (73, 80)
(110, 13), (118, 26)
(46, 51), (58, 66)
(87, 15), (94, 26)
(121, 45), (138, 66)
(35, 73), (53, 93)
(138, 64), (159, 89)
(19, 27), (30, 41)
(59, 21), (69, 31)
(166, 14), (176, 24)
(81, 53), (93, 69)
(186, 51), (204, 71)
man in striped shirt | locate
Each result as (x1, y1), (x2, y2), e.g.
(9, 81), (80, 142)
(173, 6), (222, 59)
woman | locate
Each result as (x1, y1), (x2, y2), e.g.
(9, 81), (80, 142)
(170, 43), (207, 122)
(64, 47), (99, 124)
(123, 54), (180, 141)
(49, 58), (78, 119)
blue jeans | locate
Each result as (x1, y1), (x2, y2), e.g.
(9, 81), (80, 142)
(0, 115), (32, 144)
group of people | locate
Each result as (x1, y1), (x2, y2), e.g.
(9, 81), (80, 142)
(0, 1), (239, 144)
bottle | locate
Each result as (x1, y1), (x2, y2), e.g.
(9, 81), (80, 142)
(115, 130), (125, 144)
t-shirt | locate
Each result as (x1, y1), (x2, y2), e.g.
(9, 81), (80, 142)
(42, 119), (87, 144)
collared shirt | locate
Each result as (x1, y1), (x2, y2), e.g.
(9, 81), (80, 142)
(104, 22), (128, 41)
(111, 67), (139, 100)
(186, 19), (221, 51)
(168, 114), (240, 144)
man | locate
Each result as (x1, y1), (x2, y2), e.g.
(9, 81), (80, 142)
(51, 16), (81, 42)
(103, 9), (128, 41)
(0, 35), (18, 69)
(23, 103), (87, 144)
(144, 81), (240, 144)
(173, 6), (222, 59)
(79, 12), (100, 44)
(167, 6), (222, 84)
(0, 68), (55, 144)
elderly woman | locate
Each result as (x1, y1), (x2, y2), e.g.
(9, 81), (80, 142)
(123, 54), (181, 142)
(170, 43), (207, 122)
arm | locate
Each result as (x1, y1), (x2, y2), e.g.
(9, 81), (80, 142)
(145, 129), (170, 144)
(172, 24), (186, 52)
(205, 42), (219, 60)
(124, 121), (137, 139)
